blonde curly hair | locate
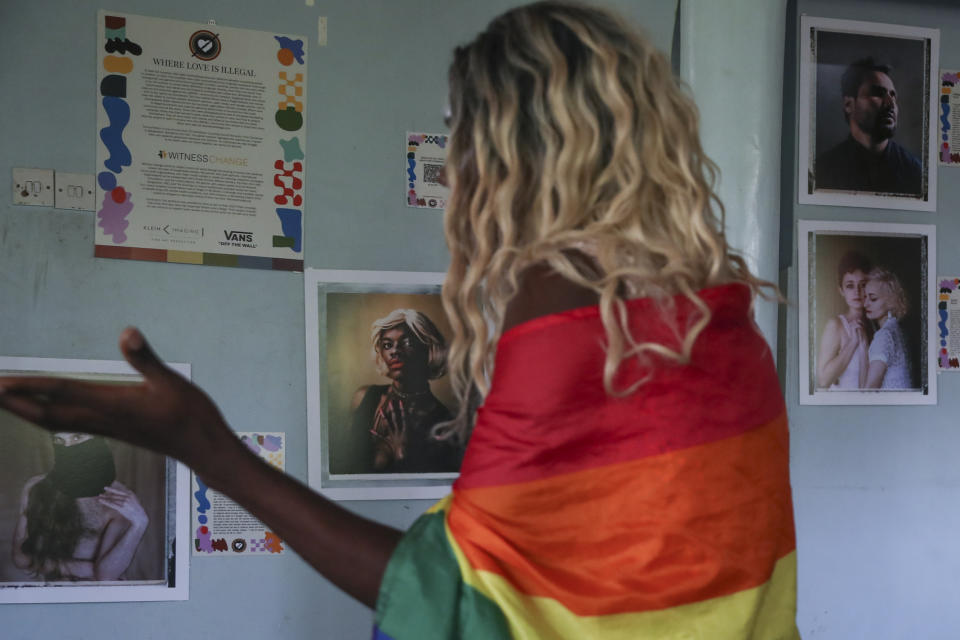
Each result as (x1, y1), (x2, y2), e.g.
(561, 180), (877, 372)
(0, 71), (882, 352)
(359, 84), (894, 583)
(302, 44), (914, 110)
(436, 1), (773, 443)
(865, 267), (909, 320)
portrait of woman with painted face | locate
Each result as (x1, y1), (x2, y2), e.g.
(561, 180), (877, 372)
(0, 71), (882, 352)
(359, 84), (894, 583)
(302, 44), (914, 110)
(350, 309), (460, 474)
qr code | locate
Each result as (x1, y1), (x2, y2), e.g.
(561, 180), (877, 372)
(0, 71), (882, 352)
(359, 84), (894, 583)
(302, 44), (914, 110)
(422, 163), (444, 185)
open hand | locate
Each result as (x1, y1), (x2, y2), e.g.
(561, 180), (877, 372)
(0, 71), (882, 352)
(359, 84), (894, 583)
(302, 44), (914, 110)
(0, 328), (236, 475)
(372, 395), (407, 464)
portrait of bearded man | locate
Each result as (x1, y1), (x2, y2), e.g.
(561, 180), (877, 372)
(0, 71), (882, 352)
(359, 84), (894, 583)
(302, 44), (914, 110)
(814, 57), (922, 195)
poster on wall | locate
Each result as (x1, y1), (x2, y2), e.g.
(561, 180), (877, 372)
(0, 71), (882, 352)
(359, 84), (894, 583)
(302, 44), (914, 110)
(95, 12), (307, 271)
(798, 220), (936, 405)
(406, 132), (449, 209)
(192, 433), (285, 556)
(0, 357), (190, 603)
(935, 277), (960, 370)
(798, 17), (939, 211)
(305, 269), (462, 500)
(939, 70), (960, 165)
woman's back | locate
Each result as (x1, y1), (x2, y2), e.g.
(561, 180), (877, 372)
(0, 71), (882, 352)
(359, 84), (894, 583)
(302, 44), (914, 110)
(374, 283), (798, 639)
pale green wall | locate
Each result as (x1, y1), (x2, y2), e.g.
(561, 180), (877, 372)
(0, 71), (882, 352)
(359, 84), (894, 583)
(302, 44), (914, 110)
(0, 2), (677, 638)
(681, 0), (787, 349)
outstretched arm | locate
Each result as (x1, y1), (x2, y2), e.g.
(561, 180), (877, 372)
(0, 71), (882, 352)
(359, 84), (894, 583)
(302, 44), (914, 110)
(0, 329), (401, 607)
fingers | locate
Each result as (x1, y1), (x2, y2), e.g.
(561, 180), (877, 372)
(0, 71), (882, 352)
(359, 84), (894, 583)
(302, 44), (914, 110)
(119, 327), (172, 384)
(0, 378), (119, 434)
(0, 391), (46, 424)
(102, 485), (133, 498)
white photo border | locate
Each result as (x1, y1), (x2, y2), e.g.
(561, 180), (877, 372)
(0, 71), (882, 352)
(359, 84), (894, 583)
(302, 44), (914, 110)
(798, 220), (936, 405)
(305, 269), (456, 500)
(0, 356), (190, 603)
(798, 16), (940, 211)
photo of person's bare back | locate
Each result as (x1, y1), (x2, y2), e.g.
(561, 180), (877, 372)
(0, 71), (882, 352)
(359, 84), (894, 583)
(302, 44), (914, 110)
(0, 359), (188, 603)
(11, 432), (148, 582)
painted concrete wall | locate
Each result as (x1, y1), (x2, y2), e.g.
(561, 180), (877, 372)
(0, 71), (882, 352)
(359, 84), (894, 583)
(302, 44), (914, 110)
(681, 0), (787, 350)
(783, 1), (960, 638)
(0, 2), (676, 638)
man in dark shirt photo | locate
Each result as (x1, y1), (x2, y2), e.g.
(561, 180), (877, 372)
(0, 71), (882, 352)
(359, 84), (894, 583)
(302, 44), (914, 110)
(814, 57), (922, 195)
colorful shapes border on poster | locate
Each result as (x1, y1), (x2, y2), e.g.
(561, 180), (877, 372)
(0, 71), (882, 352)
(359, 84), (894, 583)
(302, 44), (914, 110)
(100, 74), (127, 98)
(278, 72), (304, 112)
(96, 189), (133, 243)
(276, 106), (303, 131)
(278, 137), (304, 161)
(274, 36), (305, 64)
(100, 97), (132, 173)
(274, 208), (302, 252)
(104, 15), (126, 29)
(103, 55), (135, 74)
(105, 38), (143, 55)
(95, 245), (303, 271)
(97, 171), (117, 191)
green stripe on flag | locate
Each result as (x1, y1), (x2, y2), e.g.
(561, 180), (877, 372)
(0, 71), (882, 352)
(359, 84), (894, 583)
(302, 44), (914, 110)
(376, 509), (512, 639)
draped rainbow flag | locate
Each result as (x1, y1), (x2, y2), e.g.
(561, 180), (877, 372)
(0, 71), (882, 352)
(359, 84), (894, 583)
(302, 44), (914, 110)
(374, 284), (799, 639)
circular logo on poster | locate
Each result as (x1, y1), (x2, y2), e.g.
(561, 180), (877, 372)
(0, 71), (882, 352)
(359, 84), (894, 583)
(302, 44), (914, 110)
(189, 29), (221, 61)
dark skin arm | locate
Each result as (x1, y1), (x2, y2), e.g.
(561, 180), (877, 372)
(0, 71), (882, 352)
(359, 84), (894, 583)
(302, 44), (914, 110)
(0, 332), (399, 607)
(0, 264), (596, 607)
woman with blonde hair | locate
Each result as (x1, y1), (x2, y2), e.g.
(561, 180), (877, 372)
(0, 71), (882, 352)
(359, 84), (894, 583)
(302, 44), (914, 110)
(863, 266), (913, 389)
(0, 2), (798, 638)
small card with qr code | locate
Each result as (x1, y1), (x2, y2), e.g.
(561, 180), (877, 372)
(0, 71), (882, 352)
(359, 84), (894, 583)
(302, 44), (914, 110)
(406, 132), (450, 209)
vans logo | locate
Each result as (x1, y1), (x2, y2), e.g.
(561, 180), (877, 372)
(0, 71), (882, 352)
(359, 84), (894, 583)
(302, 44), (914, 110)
(224, 230), (253, 242)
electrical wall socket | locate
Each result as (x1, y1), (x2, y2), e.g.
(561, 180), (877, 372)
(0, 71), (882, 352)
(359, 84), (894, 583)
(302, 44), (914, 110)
(55, 172), (95, 211)
(12, 167), (55, 207)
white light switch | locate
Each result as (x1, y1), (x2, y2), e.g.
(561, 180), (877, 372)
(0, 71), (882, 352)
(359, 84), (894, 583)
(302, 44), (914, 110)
(12, 168), (55, 207)
(54, 172), (96, 211)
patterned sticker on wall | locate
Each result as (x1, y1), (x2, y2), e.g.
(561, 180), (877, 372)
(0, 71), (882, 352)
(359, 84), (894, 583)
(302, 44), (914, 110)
(406, 132), (449, 209)
(940, 70), (960, 166)
(937, 277), (960, 370)
(192, 432), (287, 555)
(95, 11), (307, 271)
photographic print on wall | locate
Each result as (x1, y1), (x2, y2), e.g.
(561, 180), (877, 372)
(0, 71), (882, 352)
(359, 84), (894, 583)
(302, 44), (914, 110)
(0, 357), (190, 604)
(798, 220), (936, 405)
(305, 269), (462, 500)
(798, 17), (939, 211)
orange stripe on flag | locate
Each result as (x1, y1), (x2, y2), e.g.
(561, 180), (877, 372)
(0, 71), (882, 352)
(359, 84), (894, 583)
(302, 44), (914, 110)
(448, 411), (795, 616)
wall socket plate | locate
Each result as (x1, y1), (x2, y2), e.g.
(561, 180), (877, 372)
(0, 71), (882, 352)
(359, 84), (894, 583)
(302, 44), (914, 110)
(12, 167), (55, 207)
(54, 172), (96, 211)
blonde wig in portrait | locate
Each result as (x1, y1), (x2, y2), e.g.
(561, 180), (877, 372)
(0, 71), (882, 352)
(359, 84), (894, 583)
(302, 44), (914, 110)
(437, 1), (775, 443)
(865, 267), (909, 320)
(370, 309), (449, 379)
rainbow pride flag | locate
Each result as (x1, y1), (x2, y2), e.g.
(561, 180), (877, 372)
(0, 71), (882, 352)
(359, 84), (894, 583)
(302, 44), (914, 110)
(374, 284), (799, 639)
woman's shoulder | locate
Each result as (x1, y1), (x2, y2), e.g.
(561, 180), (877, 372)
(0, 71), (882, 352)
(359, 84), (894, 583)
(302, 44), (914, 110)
(502, 261), (600, 334)
(823, 315), (844, 333)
